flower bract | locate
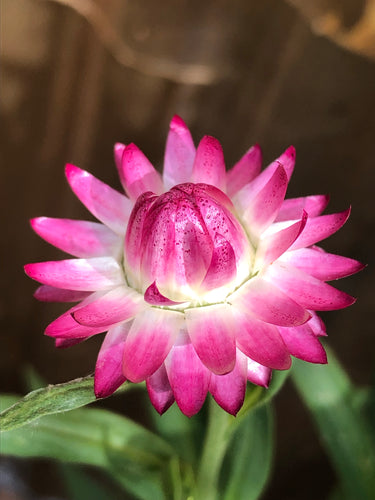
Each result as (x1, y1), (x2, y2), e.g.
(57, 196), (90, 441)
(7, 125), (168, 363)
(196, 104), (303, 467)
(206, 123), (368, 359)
(25, 116), (364, 416)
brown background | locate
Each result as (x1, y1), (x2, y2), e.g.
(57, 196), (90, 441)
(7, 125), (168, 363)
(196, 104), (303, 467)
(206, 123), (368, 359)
(1, 0), (375, 499)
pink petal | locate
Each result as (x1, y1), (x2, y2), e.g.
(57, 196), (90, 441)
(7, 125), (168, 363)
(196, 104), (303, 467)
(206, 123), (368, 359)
(146, 364), (175, 415)
(256, 211), (307, 268)
(276, 194), (329, 222)
(114, 142), (126, 170)
(278, 324), (327, 363)
(34, 285), (90, 303)
(185, 304), (236, 375)
(193, 185), (250, 272)
(140, 194), (212, 299)
(65, 164), (132, 235)
(240, 146), (295, 198)
(45, 301), (107, 339)
(200, 234), (236, 291)
(163, 115), (196, 189)
(307, 311), (327, 337)
(191, 136), (226, 191)
(119, 143), (164, 201)
(275, 145), (296, 181)
(30, 217), (121, 258)
(25, 257), (124, 291)
(165, 333), (210, 417)
(122, 308), (183, 383)
(230, 277), (310, 327)
(241, 165), (288, 236)
(72, 286), (144, 327)
(226, 144), (262, 197)
(124, 192), (158, 289)
(144, 282), (184, 306)
(55, 337), (86, 348)
(265, 262), (356, 311)
(289, 208), (351, 250)
(246, 358), (272, 387)
(233, 309), (291, 370)
(94, 324), (129, 398)
(209, 349), (247, 415)
(280, 247), (365, 281)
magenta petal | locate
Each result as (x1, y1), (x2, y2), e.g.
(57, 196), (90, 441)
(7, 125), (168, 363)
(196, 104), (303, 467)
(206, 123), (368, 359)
(257, 211), (307, 267)
(280, 247), (365, 281)
(165, 334), (210, 417)
(307, 311), (327, 337)
(230, 277), (310, 327)
(25, 257), (124, 291)
(200, 234), (236, 291)
(34, 285), (90, 303)
(275, 145), (296, 181)
(144, 282), (183, 306)
(276, 194), (329, 222)
(243, 146), (295, 196)
(191, 136), (226, 191)
(114, 143), (126, 170)
(94, 324), (129, 398)
(30, 217), (121, 258)
(122, 308), (183, 383)
(146, 364), (175, 415)
(226, 144), (262, 197)
(119, 143), (164, 201)
(140, 194), (212, 297)
(185, 304), (236, 375)
(242, 164), (288, 235)
(233, 310), (291, 370)
(278, 324), (327, 364)
(55, 337), (86, 348)
(72, 286), (144, 327)
(246, 358), (272, 387)
(163, 115), (196, 189)
(289, 208), (351, 250)
(65, 164), (132, 235)
(209, 349), (247, 415)
(45, 302), (107, 339)
(124, 192), (157, 288)
(266, 262), (356, 311)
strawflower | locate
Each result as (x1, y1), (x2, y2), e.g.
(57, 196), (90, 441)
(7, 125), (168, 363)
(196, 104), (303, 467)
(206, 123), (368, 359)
(25, 116), (364, 416)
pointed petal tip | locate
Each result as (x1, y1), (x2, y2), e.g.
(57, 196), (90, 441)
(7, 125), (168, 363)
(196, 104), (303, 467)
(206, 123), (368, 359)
(285, 145), (296, 159)
(114, 142), (126, 152)
(170, 114), (188, 130)
(65, 162), (80, 178)
(114, 143), (126, 168)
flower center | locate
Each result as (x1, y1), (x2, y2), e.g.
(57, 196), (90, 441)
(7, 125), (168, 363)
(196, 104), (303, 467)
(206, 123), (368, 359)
(124, 183), (254, 308)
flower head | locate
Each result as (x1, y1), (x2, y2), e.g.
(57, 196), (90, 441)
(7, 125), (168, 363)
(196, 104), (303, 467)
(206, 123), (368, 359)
(25, 116), (364, 416)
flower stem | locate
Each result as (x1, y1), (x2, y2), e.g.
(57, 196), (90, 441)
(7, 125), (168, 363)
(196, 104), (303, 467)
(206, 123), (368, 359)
(194, 397), (233, 500)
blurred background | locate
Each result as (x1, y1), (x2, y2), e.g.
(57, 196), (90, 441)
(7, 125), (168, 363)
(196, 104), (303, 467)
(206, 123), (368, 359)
(1, 0), (375, 498)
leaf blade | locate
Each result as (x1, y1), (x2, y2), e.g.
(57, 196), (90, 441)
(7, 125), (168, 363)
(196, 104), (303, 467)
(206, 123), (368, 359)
(292, 348), (375, 500)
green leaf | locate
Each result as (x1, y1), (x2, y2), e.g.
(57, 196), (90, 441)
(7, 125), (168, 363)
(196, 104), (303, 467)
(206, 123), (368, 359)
(150, 402), (205, 464)
(1, 397), (174, 500)
(220, 404), (274, 500)
(1, 402), (173, 500)
(292, 349), (375, 500)
(235, 369), (289, 427)
(0, 376), (133, 431)
(59, 464), (120, 500)
(1, 404), (173, 466)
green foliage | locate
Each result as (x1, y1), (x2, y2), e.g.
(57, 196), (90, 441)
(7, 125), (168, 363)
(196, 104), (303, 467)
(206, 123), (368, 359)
(0, 376), (101, 431)
(220, 404), (274, 500)
(1, 393), (173, 500)
(292, 349), (375, 500)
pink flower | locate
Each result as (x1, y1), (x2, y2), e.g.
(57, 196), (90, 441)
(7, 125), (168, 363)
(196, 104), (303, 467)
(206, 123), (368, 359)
(25, 116), (364, 416)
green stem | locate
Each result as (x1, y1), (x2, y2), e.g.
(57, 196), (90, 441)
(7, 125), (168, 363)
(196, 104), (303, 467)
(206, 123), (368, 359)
(194, 397), (233, 500)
